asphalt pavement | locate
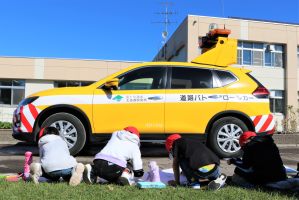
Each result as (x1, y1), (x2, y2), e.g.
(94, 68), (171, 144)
(0, 130), (298, 176)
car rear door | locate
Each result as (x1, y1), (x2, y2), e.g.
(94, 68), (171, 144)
(164, 66), (227, 134)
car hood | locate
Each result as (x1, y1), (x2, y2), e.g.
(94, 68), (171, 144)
(28, 85), (95, 98)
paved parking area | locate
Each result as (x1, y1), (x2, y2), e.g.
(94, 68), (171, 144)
(1, 130), (298, 176)
(0, 142), (298, 176)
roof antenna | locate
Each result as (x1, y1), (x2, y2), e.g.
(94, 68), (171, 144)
(220, 0), (226, 29)
(153, 1), (177, 60)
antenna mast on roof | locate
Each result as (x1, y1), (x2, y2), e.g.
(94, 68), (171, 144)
(220, 0), (226, 29)
(153, 1), (177, 60)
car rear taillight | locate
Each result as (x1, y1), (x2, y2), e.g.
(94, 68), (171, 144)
(252, 86), (270, 98)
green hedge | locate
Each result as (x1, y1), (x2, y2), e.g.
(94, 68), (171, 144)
(0, 121), (12, 129)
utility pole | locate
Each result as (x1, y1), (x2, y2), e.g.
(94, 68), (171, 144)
(153, 2), (176, 61)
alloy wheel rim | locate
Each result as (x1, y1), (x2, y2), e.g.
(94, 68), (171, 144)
(50, 120), (77, 149)
(217, 124), (242, 153)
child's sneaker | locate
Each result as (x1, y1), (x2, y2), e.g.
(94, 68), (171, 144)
(188, 182), (201, 189)
(83, 164), (97, 184)
(69, 163), (84, 186)
(208, 174), (227, 190)
(117, 168), (133, 186)
(30, 163), (42, 184)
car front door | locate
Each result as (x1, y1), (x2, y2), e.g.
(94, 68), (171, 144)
(165, 66), (227, 134)
(92, 66), (166, 135)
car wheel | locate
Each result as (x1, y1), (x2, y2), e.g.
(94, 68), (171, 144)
(209, 117), (248, 158)
(41, 112), (86, 155)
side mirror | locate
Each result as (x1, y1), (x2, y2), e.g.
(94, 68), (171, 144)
(104, 78), (119, 90)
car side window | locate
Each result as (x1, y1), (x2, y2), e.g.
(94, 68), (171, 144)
(215, 70), (237, 86)
(118, 67), (166, 90)
(170, 67), (213, 89)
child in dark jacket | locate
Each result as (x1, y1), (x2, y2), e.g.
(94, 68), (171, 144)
(228, 131), (287, 187)
(166, 134), (227, 190)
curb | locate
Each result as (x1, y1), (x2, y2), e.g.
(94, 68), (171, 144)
(273, 134), (299, 145)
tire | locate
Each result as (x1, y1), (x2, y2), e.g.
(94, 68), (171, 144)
(40, 112), (86, 155)
(208, 117), (248, 158)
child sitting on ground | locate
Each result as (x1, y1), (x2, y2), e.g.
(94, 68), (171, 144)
(83, 126), (144, 185)
(227, 131), (287, 188)
(30, 127), (84, 186)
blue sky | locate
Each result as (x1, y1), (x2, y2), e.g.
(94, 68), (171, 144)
(0, 0), (298, 61)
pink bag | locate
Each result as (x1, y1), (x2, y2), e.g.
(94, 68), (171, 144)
(23, 151), (33, 180)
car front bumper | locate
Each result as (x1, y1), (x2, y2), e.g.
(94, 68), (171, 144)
(12, 108), (35, 142)
(12, 126), (35, 141)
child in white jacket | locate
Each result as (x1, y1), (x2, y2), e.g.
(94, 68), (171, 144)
(83, 126), (144, 185)
(30, 127), (84, 186)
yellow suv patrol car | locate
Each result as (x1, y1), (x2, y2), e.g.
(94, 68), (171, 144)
(12, 29), (274, 157)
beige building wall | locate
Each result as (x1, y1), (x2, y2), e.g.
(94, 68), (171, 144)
(0, 57), (35, 79)
(25, 80), (54, 97)
(244, 67), (285, 90)
(0, 57), (139, 81)
(43, 59), (135, 81)
(0, 107), (15, 122)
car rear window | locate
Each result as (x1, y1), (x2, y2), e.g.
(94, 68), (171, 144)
(215, 70), (237, 86)
(171, 67), (213, 89)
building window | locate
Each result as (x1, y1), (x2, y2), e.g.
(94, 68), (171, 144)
(237, 49), (242, 64)
(243, 49), (252, 65)
(54, 81), (94, 88)
(237, 41), (284, 68)
(270, 90), (284, 114)
(0, 80), (25, 106)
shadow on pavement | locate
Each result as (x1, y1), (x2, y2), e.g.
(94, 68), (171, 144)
(0, 143), (38, 156)
(0, 142), (168, 157)
(72, 143), (168, 157)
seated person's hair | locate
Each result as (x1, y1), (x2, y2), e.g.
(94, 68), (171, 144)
(43, 127), (59, 136)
